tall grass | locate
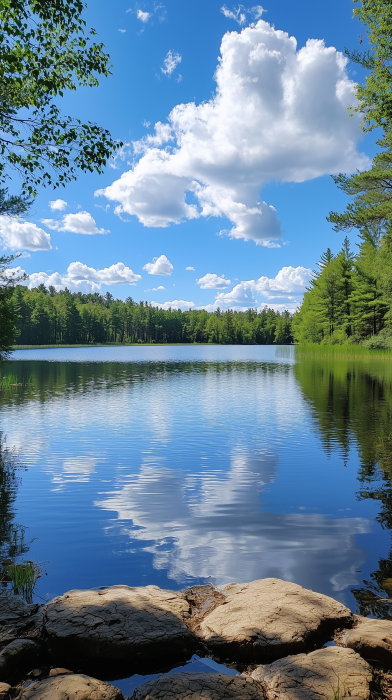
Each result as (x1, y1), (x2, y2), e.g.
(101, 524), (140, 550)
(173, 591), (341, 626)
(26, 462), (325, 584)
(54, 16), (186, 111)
(0, 374), (33, 388)
(5, 561), (38, 603)
(295, 343), (392, 360)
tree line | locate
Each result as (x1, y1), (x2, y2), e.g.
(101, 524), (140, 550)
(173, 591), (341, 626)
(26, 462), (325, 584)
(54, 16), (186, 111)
(12, 285), (293, 346)
(293, 0), (392, 348)
(292, 232), (392, 347)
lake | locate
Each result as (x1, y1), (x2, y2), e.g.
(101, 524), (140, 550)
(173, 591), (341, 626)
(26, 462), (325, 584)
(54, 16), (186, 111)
(1, 345), (392, 619)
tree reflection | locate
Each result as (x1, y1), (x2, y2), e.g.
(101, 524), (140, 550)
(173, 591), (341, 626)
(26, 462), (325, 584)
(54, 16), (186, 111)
(0, 432), (37, 600)
(294, 358), (392, 618)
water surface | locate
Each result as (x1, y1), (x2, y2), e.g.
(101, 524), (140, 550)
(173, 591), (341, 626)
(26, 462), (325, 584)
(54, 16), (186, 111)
(1, 345), (391, 616)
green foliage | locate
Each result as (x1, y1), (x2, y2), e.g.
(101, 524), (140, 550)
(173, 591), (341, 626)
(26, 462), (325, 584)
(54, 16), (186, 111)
(293, 230), (392, 344)
(295, 343), (392, 359)
(11, 286), (294, 346)
(292, 240), (354, 344)
(346, 0), (392, 132)
(328, 133), (392, 235)
(0, 0), (121, 194)
(294, 356), (392, 618)
(5, 560), (40, 602)
(362, 327), (392, 348)
(0, 254), (27, 363)
(0, 187), (31, 215)
(0, 434), (42, 602)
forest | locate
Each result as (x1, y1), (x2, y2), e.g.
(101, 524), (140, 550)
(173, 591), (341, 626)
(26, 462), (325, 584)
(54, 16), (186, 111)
(12, 285), (293, 346)
(292, 233), (392, 348)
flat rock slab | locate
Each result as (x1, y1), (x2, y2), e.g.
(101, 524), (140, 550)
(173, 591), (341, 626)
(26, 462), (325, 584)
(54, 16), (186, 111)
(251, 646), (372, 700)
(339, 616), (392, 669)
(132, 672), (266, 700)
(197, 579), (353, 663)
(0, 597), (43, 646)
(44, 585), (195, 663)
(0, 639), (41, 681)
(16, 674), (123, 700)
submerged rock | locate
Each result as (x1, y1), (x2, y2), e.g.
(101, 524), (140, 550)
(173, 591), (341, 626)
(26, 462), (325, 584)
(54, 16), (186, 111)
(0, 597), (43, 645)
(16, 674), (123, 700)
(131, 672), (266, 700)
(196, 579), (353, 663)
(0, 639), (41, 681)
(251, 646), (372, 700)
(338, 616), (392, 669)
(44, 585), (195, 664)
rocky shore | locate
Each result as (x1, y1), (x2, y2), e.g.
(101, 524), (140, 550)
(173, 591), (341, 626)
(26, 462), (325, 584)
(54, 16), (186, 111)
(1, 578), (391, 700)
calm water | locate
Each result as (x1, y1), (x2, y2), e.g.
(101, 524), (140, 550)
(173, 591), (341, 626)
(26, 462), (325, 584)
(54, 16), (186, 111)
(1, 345), (392, 617)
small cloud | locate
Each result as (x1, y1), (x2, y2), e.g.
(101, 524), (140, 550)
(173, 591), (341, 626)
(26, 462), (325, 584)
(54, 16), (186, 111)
(221, 4), (247, 24)
(42, 211), (109, 235)
(151, 299), (195, 311)
(186, 266), (195, 271)
(143, 254), (173, 276)
(118, 28), (127, 33)
(109, 142), (132, 170)
(143, 120), (151, 128)
(49, 199), (67, 211)
(176, 74), (183, 83)
(197, 273), (231, 289)
(221, 4), (264, 24)
(252, 5), (265, 19)
(137, 9), (152, 22)
(161, 50), (181, 76)
(154, 285), (166, 290)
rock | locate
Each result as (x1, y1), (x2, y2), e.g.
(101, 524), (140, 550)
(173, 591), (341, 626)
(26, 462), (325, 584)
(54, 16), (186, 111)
(0, 640), (42, 681)
(131, 672), (266, 700)
(197, 579), (353, 663)
(339, 616), (392, 669)
(27, 670), (44, 679)
(0, 596), (43, 645)
(251, 647), (372, 700)
(0, 683), (11, 700)
(44, 585), (195, 664)
(48, 668), (73, 677)
(16, 674), (123, 700)
(184, 585), (226, 633)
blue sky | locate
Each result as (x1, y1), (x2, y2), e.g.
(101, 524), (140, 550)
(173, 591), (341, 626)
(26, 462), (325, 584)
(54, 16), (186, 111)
(1, 0), (376, 311)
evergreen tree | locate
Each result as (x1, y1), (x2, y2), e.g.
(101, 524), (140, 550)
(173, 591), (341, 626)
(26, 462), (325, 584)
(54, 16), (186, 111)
(0, 255), (27, 362)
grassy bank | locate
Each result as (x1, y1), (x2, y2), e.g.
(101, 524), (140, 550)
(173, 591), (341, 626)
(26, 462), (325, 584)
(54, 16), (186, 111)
(295, 343), (392, 360)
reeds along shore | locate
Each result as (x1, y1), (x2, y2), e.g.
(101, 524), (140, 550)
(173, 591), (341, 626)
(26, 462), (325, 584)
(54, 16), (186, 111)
(295, 343), (392, 360)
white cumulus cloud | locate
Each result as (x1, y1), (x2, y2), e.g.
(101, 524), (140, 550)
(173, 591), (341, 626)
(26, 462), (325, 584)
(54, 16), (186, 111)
(151, 299), (196, 311)
(143, 254), (173, 276)
(97, 20), (367, 245)
(186, 266), (195, 271)
(137, 9), (152, 22)
(49, 199), (67, 211)
(0, 217), (52, 251)
(212, 265), (311, 311)
(25, 262), (141, 293)
(42, 211), (108, 235)
(197, 273), (231, 289)
(161, 50), (182, 76)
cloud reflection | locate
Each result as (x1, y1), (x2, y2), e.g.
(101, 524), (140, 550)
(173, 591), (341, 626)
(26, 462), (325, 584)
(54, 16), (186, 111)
(97, 452), (371, 600)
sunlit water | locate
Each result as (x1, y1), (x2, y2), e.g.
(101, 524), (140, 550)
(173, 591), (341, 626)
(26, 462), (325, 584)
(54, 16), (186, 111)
(1, 345), (391, 618)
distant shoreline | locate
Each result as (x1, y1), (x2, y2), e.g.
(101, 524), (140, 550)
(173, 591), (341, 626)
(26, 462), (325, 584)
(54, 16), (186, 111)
(12, 342), (223, 349)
